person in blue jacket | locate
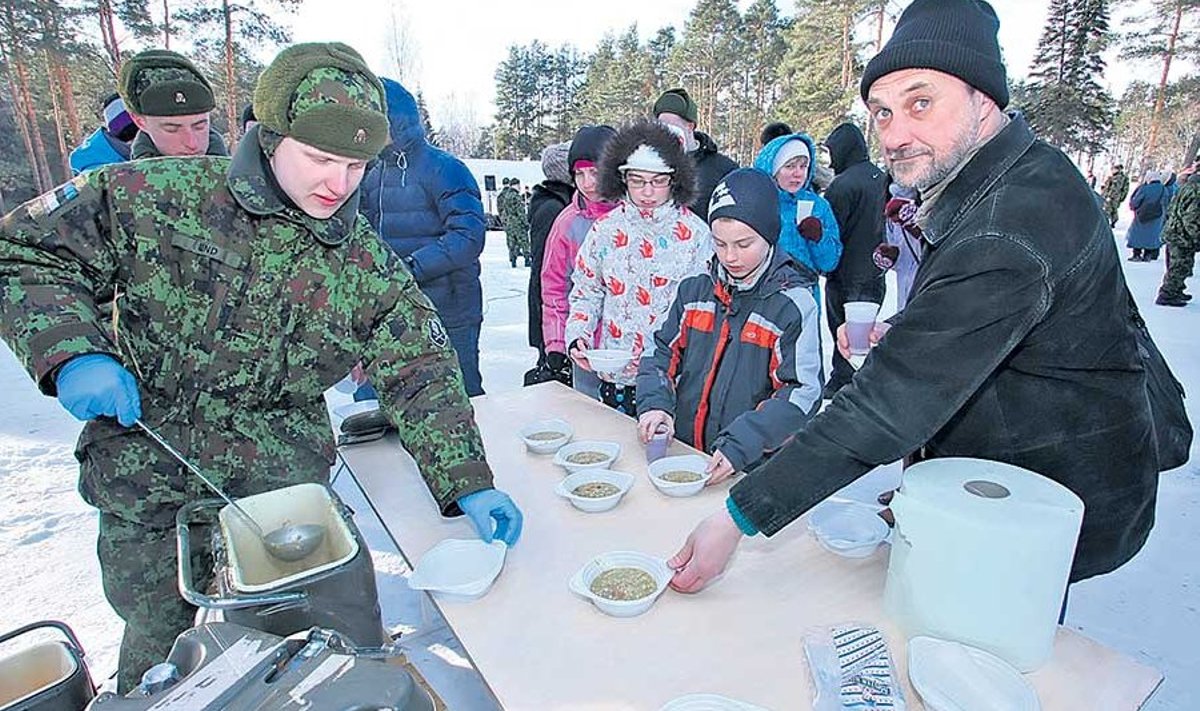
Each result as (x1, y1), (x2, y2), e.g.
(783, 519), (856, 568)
(357, 78), (487, 397)
(753, 133), (842, 279)
(69, 93), (138, 175)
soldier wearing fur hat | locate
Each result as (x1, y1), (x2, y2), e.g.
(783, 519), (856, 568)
(0, 42), (522, 690)
(119, 48), (229, 159)
(566, 119), (713, 416)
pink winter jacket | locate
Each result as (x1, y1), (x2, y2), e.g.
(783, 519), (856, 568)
(540, 192), (617, 354)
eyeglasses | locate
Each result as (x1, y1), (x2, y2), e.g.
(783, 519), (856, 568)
(625, 174), (672, 189)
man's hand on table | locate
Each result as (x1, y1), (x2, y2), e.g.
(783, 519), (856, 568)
(668, 508), (744, 593)
(457, 488), (524, 545)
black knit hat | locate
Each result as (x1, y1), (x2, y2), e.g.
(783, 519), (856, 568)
(708, 168), (781, 245)
(653, 88), (699, 124)
(860, 0), (1008, 109)
(567, 125), (616, 170)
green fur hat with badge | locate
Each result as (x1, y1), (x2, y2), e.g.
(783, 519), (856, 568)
(118, 49), (216, 117)
(254, 42), (389, 161)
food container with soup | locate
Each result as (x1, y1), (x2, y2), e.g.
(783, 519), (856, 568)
(554, 469), (635, 513)
(519, 418), (574, 454)
(647, 454), (711, 497)
(553, 440), (621, 474)
(568, 551), (672, 617)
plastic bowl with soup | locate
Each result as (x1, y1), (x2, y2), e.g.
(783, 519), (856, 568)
(554, 469), (634, 513)
(568, 551), (672, 617)
(519, 418), (573, 454)
(647, 454), (711, 497)
(553, 440), (621, 474)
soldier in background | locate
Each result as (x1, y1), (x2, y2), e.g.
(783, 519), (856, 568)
(497, 177), (530, 267)
(1156, 170), (1200, 306)
(1101, 163), (1130, 227)
(0, 42), (522, 692)
(119, 49), (229, 159)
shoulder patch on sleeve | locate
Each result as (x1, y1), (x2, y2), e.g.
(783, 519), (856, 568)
(27, 175), (90, 221)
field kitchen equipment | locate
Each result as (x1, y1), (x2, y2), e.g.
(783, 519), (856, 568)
(85, 622), (434, 710)
(0, 621), (94, 711)
(177, 482), (389, 648)
(137, 421), (325, 562)
(885, 457), (1084, 671)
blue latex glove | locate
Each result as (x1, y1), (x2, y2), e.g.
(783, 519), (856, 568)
(55, 354), (141, 427)
(456, 488), (523, 546)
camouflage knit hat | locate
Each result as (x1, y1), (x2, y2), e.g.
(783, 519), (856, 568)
(254, 42), (388, 160)
(118, 49), (215, 116)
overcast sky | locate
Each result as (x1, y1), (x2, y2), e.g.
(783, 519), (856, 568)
(288, 0), (1164, 127)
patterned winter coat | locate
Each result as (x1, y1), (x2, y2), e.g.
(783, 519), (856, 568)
(565, 201), (712, 386)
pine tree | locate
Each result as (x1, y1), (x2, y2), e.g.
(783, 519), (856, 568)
(1119, 0), (1200, 161)
(1021, 0), (1113, 158)
(416, 89), (438, 147)
(778, 0), (871, 144)
(667, 0), (742, 135)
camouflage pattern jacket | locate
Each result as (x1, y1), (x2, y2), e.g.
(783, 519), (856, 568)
(496, 186), (528, 231)
(1161, 175), (1200, 249)
(1101, 169), (1129, 205)
(0, 130), (492, 527)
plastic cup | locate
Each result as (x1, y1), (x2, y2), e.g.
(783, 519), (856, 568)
(844, 302), (881, 356)
(646, 425), (670, 463)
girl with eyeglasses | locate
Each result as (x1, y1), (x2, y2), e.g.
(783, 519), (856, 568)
(565, 119), (713, 416)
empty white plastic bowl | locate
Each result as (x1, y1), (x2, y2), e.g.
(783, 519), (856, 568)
(585, 348), (633, 378)
(647, 454), (711, 497)
(519, 418), (574, 454)
(807, 499), (891, 558)
(908, 636), (1041, 711)
(568, 551), (672, 618)
(407, 539), (507, 602)
(554, 440), (621, 474)
(555, 469), (635, 513)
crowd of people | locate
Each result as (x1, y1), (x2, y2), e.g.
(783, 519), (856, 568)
(0, 0), (1186, 692)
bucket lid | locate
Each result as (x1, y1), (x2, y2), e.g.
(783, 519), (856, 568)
(908, 636), (1041, 711)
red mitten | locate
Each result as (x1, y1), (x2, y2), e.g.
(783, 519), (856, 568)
(798, 216), (823, 242)
(873, 244), (900, 271)
(884, 196), (923, 239)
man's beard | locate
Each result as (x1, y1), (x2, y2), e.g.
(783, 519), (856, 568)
(889, 104), (983, 191)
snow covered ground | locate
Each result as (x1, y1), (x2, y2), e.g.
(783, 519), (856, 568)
(0, 220), (1196, 709)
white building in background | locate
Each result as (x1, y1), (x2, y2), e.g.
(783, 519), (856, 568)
(463, 159), (544, 215)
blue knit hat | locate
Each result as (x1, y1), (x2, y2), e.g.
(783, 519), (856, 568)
(860, 0), (1008, 109)
(708, 168), (781, 244)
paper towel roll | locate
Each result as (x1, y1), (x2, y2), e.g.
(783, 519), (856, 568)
(884, 457), (1084, 672)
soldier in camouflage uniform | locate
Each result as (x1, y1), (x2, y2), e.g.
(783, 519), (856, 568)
(0, 43), (523, 692)
(1101, 163), (1130, 228)
(1156, 172), (1200, 306)
(497, 177), (530, 267)
(119, 49), (229, 160)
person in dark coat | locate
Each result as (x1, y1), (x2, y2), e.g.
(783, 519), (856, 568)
(669, 0), (1159, 597)
(524, 141), (573, 385)
(653, 88), (738, 221)
(760, 121), (792, 147)
(1126, 171), (1167, 262)
(822, 122), (888, 398)
(358, 77), (487, 396)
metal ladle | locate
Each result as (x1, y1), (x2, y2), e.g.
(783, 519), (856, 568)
(135, 420), (326, 562)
